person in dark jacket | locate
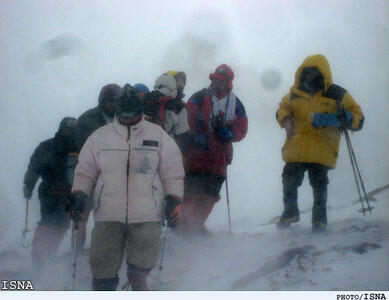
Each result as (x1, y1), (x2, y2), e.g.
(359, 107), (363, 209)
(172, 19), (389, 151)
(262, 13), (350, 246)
(71, 83), (121, 248)
(74, 84), (121, 151)
(23, 117), (77, 265)
(180, 64), (248, 234)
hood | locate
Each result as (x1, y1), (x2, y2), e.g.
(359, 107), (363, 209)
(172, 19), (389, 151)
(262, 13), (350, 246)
(154, 74), (177, 98)
(292, 54), (332, 93)
(165, 70), (179, 77)
(114, 83), (143, 116)
(165, 70), (186, 82)
(133, 83), (150, 94)
(54, 117), (77, 153)
(98, 83), (121, 108)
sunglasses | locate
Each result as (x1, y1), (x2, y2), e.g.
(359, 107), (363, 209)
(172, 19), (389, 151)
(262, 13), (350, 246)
(118, 111), (141, 119)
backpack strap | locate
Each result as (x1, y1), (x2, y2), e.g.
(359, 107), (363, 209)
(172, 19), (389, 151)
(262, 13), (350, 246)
(322, 84), (347, 105)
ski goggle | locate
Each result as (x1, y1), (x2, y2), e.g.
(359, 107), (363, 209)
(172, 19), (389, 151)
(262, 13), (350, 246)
(118, 111), (141, 119)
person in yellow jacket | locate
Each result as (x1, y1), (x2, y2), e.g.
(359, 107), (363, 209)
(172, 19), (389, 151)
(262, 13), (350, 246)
(276, 54), (364, 233)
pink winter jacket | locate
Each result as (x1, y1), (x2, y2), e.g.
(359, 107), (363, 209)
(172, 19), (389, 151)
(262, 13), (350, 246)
(72, 116), (184, 224)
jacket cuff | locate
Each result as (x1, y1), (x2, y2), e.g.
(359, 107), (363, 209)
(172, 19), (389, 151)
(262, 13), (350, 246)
(71, 180), (94, 197)
(276, 111), (290, 127)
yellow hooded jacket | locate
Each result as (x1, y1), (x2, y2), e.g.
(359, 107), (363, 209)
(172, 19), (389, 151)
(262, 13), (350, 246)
(276, 54), (364, 168)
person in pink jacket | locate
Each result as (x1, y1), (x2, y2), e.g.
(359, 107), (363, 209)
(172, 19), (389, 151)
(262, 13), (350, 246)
(69, 84), (184, 291)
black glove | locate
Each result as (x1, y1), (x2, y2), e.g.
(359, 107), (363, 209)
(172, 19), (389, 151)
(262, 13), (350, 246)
(337, 109), (353, 129)
(165, 195), (182, 228)
(216, 126), (235, 143)
(66, 191), (87, 219)
(193, 133), (209, 150)
(23, 185), (33, 200)
(211, 115), (225, 131)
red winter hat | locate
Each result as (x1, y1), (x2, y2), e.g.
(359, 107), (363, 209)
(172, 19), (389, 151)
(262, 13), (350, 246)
(209, 64), (234, 82)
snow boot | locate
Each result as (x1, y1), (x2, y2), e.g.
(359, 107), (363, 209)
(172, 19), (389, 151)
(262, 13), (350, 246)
(127, 264), (150, 291)
(92, 275), (119, 291)
(278, 181), (300, 229)
(276, 214), (300, 229)
(312, 222), (327, 233)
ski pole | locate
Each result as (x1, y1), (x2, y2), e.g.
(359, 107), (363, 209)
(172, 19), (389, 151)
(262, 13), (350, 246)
(343, 128), (372, 214)
(225, 176), (232, 233)
(21, 198), (30, 248)
(71, 214), (80, 290)
(223, 150), (232, 233)
(337, 103), (372, 215)
(157, 222), (169, 283)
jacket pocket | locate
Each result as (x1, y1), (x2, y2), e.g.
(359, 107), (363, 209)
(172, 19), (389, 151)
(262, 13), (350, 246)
(94, 184), (104, 212)
(131, 148), (159, 174)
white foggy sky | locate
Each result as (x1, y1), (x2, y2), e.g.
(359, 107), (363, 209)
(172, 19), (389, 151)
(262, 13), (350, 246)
(0, 1), (388, 239)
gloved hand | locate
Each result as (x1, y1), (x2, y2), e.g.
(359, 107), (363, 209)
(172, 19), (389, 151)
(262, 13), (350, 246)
(282, 116), (295, 139)
(337, 109), (353, 129)
(217, 126), (235, 143)
(312, 111), (352, 129)
(194, 133), (209, 150)
(23, 185), (33, 200)
(165, 195), (182, 228)
(66, 191), (88, 220)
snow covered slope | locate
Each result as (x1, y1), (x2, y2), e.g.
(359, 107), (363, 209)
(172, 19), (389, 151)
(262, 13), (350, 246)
(0, 185), (388, 291)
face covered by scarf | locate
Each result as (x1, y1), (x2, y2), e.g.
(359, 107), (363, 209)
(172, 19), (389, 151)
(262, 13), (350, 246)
(299, 67), (324, 96)
(209, 64), (234, 99)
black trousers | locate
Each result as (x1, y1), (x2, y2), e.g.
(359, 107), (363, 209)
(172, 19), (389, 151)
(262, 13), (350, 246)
(38, 184), (71, 228)
(185, 172), (225, 198)
(282, 162), (329, 224)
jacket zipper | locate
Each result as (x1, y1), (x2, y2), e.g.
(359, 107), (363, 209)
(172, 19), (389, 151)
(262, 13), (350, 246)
(125, 130), (130, 225)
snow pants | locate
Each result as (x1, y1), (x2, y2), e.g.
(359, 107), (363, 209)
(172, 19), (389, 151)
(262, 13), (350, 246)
(282, 162), (329, 224)
(31, 193), (71, 265)
(180, 172), (225, 231)
(89, 221), (161, 290)
(31, 224), (68, 265)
